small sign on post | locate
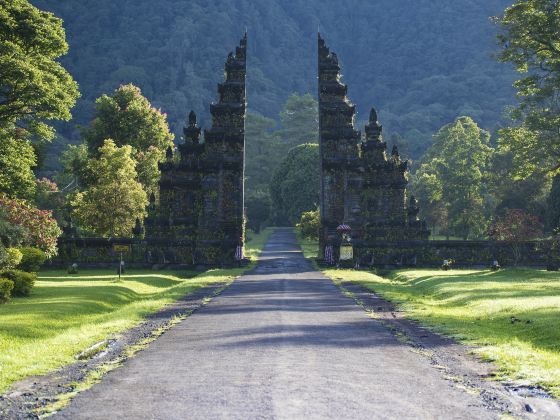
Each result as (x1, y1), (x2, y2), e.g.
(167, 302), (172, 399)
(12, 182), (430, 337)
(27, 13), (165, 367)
(112, 244), (131, 280)
(112, 244), (131, 253)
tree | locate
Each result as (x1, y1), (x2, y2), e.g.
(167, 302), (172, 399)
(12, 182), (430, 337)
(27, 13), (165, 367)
(496, 0), (560, 177)
(245, 112), (278, 194)
(71, 140), (148, 237)
(136, 146), (163, 197)
(276, 93), (318, 149)
(0, 128), (37, 200)
(548, 174), (560, 231)
(270, 144), (320, 225)
(489, 149), (551, 223)
(0, 196), (62, 257)
(488, 208), (544, 264)
(245, 191), (271, 233)
(83, 84), (174, 157)
(413, 117), (493, 239)
(60, 143), (94, 188)
(0, 0), (79, 141)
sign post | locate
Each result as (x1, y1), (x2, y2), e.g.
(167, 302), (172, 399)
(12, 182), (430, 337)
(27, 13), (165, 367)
(112, 244), (131, 280)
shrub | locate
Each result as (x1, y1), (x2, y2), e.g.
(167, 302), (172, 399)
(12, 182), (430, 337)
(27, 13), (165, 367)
(0, 278), (14, 303)
(0, 196), (62, 257)
(5, 248), (22, 269)
(0, 244), (6, 269)
(18, 247), (46, 272)
(297, 208), (320, 240)
(1, 270), (36, 296)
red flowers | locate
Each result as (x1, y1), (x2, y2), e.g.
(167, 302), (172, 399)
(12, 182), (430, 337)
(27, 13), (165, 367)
(0, 196), (62, 257)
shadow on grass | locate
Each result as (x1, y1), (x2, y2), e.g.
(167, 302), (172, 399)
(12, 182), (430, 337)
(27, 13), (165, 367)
(353, 268), (560, 357)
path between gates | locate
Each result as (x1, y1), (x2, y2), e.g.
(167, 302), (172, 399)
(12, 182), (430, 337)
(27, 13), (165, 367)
(54, 228), (497, 419)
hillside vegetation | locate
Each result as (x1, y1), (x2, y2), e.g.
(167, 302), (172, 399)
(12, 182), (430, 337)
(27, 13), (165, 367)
(33, 0), (515, 160)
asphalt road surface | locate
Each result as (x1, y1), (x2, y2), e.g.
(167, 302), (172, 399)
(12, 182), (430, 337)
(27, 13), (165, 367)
(55, 228), (495, 419)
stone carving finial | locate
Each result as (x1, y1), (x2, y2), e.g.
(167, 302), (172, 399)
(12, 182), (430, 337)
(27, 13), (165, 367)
(331, 52), (338, 65)
(364, 106), (382, 142)
(369, 107), (378, 124)
(188, 110), (197, 127)
(392, 145), (400, 158)
(184, 110), (201, 145)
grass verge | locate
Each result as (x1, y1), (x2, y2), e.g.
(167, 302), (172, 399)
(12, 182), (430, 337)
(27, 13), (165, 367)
(295, 230), (319, 259)
(0, 229), (271, 394)
(323, 267), (560, 397)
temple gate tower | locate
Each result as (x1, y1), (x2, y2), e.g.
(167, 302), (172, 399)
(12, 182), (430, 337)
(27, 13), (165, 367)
(318, 34), (429, 259)
(145, 34), (247, 265)
(318, 34), (362, 252)
(196, 33), (247, 264)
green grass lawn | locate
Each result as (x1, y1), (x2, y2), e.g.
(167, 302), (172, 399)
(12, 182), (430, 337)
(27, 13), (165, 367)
(295, 231), (319, 259)
(323, 267), (560, 397)
(0, 228), (272, 393)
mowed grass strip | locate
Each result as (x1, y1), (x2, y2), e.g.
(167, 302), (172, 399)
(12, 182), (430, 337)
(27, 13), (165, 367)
(0, 229), (271, 393)
(323, 268), (560, 397)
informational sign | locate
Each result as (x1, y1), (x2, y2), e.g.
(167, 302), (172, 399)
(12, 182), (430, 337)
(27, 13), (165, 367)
(339, 245), (353, 261)
(112, 244), (131, 253)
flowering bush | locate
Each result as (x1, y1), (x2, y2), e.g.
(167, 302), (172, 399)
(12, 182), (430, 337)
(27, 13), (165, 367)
(487, 209), (543, 265)
(0, 196), (62, 258)
(487, 209), (543, 242)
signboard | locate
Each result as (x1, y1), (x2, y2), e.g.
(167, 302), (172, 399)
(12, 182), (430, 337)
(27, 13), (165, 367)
(339, 245), (353, 261)
(112, 244), (131, 253)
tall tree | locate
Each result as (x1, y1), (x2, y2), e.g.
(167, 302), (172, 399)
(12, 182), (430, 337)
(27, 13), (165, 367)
(0, 128), (37, 200)
(496, 0), (560, 177)
(276, 93), (319, 149)
(270, 143), (320, 225)
(81, 84), (174, 194)
(245, 111), (278, 194)
(0, 0), (79, 141)
(71, 140), (148, 237)
(414, 117), (493, 239)
(83, 84), (174, 155)
(548, 174), (560, 231)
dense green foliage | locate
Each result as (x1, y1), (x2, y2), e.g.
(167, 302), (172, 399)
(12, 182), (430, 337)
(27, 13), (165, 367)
(245, 94), (318, 226)
(4, 248), (22, 270)
(0, 132), (36, 200)
(81, 84), (174, 196)
(547, 175), (560, 231)
(83, 84), (174, 155)
(245, 94), (318, 195)
(0, 278), (13, 303)
(0, 0), (79, 141)
(32, 0), (514, 164)
(0, 197), (61, 257)
(1, 269), (36, 296)
(71, 140), (148, 237)
(18, 247), (46, 272)
(270, 144), (320, 225)
(497, 0), (560, 177)
(413, 117), (493, 239)
(327, 268), (560, 397)
(297, 208), (320, 240)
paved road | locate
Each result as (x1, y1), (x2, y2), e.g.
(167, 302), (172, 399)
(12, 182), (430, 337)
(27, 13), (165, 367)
(56, 228), (495, 419)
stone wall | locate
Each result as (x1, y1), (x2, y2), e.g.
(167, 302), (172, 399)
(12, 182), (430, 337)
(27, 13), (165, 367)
(52, 237), (241, 269)
(348, 240), (558, 268)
